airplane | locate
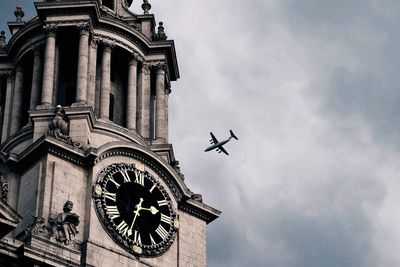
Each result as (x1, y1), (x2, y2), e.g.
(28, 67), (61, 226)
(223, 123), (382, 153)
(204, 130), (238, 155)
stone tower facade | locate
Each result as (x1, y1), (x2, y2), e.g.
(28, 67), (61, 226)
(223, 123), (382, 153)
(0, 1), (220, 266)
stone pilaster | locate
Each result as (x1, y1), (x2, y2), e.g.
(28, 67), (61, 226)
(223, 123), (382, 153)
(137, 62), (151, 138)
(1, 72), (12, 142)
(30, 44), (43, 110)
(74, 23), (90, 105)
(87, 38), (98, 108)
(10, 64), (23, 134)
(126, 54), (138, 130)
(40, 25), (57, 108)
(155, 63), (167, 141)
(100, 43), (113, 119)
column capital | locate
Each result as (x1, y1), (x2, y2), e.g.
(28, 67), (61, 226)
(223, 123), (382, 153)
(99, 38), (116, 49)
(141, 62), (151, 75)
(0, 69), (12, 77)
(90, 37), (100, 48)
(155, 62), (167, 74)
(43, 24), (58, 36)
(32, 41), (45, 51)
(77, 23), (91, 35)
(130, 51), (144, 63)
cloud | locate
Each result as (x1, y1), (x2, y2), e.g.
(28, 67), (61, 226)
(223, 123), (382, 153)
(4, 1), (400, 266)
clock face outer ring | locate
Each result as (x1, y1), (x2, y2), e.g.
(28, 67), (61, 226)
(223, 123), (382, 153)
(93, 162), (177, 257)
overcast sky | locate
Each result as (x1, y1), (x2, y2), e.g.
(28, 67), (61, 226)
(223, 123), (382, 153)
(2, 0), (400, 266)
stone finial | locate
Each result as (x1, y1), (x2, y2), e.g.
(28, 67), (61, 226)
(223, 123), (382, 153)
(0, 31), (6, 48)
(14, 4), (25, 21)
(141, 0), (151, 14)
(154, 22), (167, 41)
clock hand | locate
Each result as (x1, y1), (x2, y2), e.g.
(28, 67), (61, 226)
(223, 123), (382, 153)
(128, 198), (144, 235)
(140, 206), (159, 215)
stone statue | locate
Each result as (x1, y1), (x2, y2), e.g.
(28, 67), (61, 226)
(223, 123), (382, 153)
(49, 201), (80, 245)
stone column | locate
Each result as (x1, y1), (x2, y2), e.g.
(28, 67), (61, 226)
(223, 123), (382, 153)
(52, 43), (60, 106)
(10, 64), (24, 134)
(155, 64), (167, 141)
(100, 43), (112, 119)
(126, 55), (138, 130)
(87, 38), (98, 107)
(0, 72), (12, 142)
(30, 44), (43, 110)
(40, 25), (57, 108)
(138, 63), (151, 138)
(74, 23), (90, 105)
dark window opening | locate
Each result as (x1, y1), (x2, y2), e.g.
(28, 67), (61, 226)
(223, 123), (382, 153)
(57, 28), (78, 106)
(109, 93), (114, 121)
(103, 0), (114, 10)
(21, 55), (34, 127)
(150, 69), (157, 139)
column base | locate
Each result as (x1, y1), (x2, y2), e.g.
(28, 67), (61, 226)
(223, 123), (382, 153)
(36, 103), (53, 110)
(151, 137), (167, 145)
(71, 101), (87, 107)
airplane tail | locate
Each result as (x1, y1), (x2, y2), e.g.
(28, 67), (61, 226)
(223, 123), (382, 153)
(230, 130), (238, 140)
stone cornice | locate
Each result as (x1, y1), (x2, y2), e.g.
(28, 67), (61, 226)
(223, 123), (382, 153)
(179, 198), (221, 224)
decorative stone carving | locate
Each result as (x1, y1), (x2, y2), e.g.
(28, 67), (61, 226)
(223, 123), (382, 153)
(46, 105), (83, 148)
(171, 160), (185, 180)
(0, 174), (9, 202)
(14, 4), (25, 21)
(141, 0), (151, 14)
(43, 24), (58, 34)
(154, 22), (167, 41)
(23, 215), (48, 239)
(191, 193), (203, 202)
(166, 82), (172, 95)
(0, 31), (6, 48)
(77, 22), (91, 34)
(48, 201), (80, 245)
(141, 62), (151, 75)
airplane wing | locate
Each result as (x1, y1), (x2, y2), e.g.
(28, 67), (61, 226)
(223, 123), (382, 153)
(218, 145), (229, 155)
(209, 132), (218, 144)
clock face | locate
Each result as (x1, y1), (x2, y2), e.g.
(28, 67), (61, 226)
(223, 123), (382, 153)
(93, 163), (177, 257)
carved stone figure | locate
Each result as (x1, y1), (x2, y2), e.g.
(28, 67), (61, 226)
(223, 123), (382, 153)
(47, 105), (83, 148)
(48, 201), (80, 245)
(23, 215), (47, 239)
(48, 105), (69, 135)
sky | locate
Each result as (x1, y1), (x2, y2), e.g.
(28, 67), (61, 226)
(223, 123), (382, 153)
(2, 0), (400, 266)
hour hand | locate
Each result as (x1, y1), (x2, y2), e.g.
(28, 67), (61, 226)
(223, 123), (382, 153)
(141, 206), (159, 215)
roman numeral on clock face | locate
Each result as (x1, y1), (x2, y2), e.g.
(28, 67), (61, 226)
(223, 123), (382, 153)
(160, 213), (172, 224)
(104, 191), (116, 202)
(155, 225), (169, 240)
(149, 234), (157, 245)
(134, 169), (144, 186)
(108, 176), (120, 188)
(116, 221), (129, 237)
(157, 199), (168, 206)
(105, 205), (120, 220)
(133, 230), (141, 244)
(120, 169), (131, 183)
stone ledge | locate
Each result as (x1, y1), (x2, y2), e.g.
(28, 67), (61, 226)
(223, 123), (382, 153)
(24, 234), (81, 267)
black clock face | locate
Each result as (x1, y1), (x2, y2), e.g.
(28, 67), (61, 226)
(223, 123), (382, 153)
(93, 163), (177, 257)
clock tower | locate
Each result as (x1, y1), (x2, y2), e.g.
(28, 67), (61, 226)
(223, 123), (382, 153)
(0, 1), (220, 266)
